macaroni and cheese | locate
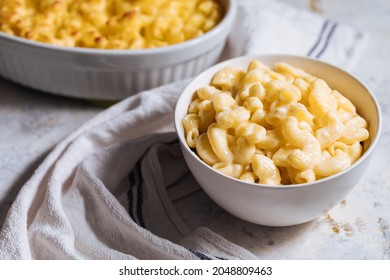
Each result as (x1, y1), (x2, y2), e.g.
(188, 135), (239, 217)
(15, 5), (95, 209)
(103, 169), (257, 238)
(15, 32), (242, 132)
(182, 60), (370, 185)
(0, 0), (222, 49)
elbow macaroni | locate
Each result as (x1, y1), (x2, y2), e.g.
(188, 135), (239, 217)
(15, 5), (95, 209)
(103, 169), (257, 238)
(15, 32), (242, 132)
(182, 60), (370, 185)
(0, 0), (222, 49)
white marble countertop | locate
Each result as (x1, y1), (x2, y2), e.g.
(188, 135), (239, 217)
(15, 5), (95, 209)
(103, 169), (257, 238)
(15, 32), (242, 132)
(0, 0), (389, 259)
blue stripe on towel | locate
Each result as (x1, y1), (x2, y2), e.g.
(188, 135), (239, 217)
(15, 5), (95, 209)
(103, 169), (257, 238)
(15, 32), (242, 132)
(307, 20), (339, 59)
(315, 22), (338, 58)
(187, 248), (228, 260)
(127, 171), (136, 221)
(126, 138), (180, 228)
(135, 162), (146, 228)
(127, 161), (146, 228)
(187, 249), (213, 260)
(307, 20), (329, 57)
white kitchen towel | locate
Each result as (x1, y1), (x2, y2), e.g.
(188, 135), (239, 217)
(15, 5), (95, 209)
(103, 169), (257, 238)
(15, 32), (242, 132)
(221, 0), (365, 69)
(0, 0), (366, 259)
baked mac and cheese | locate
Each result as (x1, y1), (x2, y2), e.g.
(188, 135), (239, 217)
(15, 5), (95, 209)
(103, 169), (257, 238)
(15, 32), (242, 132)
(0, 0), (222, 49)
(182, 60), (370, 185)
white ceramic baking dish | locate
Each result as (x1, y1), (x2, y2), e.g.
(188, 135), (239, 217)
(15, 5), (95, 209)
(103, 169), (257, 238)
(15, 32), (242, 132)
(0, 0), (236, 100)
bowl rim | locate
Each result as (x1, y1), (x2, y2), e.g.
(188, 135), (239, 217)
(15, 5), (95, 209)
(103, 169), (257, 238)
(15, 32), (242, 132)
(0, 0), (237, 56)
(174, 54), (383, 190)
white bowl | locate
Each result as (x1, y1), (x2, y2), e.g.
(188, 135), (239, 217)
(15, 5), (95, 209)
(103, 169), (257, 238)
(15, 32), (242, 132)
(0, 0), (236, 101)
(175, 54), (382, 227)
